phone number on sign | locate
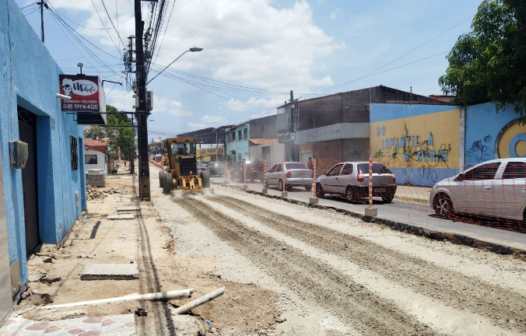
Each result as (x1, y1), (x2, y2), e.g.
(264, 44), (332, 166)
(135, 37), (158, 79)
(62, 104), (99, 110)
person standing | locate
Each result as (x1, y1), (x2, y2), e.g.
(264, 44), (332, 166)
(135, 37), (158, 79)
(307, 157), (313, 170)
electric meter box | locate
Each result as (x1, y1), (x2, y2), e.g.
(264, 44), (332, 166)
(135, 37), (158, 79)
(9, 140), (28, 169)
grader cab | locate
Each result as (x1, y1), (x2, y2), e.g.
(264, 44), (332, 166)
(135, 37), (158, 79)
(158, 137), (211, 193)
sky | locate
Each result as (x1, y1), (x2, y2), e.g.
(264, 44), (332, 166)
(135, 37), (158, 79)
(15, 0), (483, 140)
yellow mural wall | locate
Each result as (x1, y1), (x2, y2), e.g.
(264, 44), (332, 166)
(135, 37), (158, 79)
(370, 109), (461, 169)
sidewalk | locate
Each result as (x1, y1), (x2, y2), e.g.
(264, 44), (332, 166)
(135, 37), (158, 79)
(395, 185), (432, 203)
(2, 167), (215, 335)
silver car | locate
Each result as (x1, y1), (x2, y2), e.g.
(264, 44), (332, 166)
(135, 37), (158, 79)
(316, 162), (397, 202)
(266, 162), (313, 191)
(430, 158), (526, 221)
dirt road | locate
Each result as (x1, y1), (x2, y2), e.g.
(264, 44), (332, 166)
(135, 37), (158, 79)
(151, 166), (526, 335)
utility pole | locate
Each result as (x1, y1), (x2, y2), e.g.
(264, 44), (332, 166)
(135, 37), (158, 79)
(134, 0), (150, 200)
(37, 0), (47, 43)
(289, 90), (295, 162)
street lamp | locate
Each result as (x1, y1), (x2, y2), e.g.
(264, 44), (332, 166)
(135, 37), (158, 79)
(146, 47), (203, 85)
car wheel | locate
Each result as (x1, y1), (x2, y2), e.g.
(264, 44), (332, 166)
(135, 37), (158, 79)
(382, 188), (395, 203)
(316, 183), (325, 198)
(433, 194), (454, 218)
(305, 185), (312, 192)
(345, 186), (355, 203)
(278, 179), (284, 191)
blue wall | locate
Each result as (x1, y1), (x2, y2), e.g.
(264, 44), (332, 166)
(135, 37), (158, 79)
(0, 0), (86, 288)
(465, 102), (526, 167)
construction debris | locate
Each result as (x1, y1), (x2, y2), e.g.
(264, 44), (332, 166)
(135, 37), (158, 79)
(107, 214), (135, 220)
(86, 184), (105, 201)
(172, 287), (225, 315)
(80, 263), (139, 280)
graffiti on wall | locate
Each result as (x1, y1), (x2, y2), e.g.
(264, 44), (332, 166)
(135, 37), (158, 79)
(466, 135), (494, 163)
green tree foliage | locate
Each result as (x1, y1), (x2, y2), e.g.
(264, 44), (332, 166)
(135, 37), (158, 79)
(83, 125), (106, 139)
(105, 105), (136, 159)
(439, 0), (526, 117)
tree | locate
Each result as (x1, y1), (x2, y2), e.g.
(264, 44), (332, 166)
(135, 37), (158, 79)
(84, 125), (106, 139)
(105, 105), (136, 159)
(439, 0), (526, 117)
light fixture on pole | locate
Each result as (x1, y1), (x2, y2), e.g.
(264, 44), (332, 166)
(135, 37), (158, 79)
(146, 47), (203, 85)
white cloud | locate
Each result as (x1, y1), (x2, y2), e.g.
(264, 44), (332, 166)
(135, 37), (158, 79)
(187, 122), (207, 129)
(155, 97), (193, 116)
(329, 8), (343, 20)
(201, 115), (225, 123)
(222, 97), (285, 112)
(57, 0), (340, 94)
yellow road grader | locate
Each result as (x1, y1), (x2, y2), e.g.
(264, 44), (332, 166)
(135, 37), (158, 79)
(158, 137), (211, 193)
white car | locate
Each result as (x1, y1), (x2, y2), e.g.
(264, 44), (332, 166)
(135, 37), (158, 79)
(430, 158), (526, 222)
(266, 162), (313, 191)
(316, 161), (397, 202)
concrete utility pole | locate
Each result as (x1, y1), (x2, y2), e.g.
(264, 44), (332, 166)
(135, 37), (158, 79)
(134, 0), (151, 200)
(289, 90), (295, 162)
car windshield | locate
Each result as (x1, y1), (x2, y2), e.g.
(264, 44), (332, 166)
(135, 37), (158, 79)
(357, 163), (392, 174)
(170, 142), (195, 155)
(286, 163), (308, 170)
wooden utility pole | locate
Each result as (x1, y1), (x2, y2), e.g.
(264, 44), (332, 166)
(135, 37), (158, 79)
(134, 0), (151, 200)
(37, 1), (47, 43)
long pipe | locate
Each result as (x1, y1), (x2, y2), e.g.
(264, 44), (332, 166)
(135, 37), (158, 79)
(41, 289), (194, 310)
(172, 287), (225, 315)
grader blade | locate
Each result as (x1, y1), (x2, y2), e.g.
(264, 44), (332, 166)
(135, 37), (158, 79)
(180, 174), (203, 193)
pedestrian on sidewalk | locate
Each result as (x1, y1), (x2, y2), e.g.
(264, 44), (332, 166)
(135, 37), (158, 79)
(308, 157), (313, 170)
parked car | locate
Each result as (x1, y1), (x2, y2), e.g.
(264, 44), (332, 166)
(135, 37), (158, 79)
(266, 162), (313, 191)
(207, 162), (224, 176)
(230, 160), (266, 182)
(316, 162), (397, 202)
(430, 158), (526, 222)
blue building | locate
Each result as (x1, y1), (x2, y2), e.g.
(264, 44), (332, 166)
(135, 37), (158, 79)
(0, 0), (89, 322)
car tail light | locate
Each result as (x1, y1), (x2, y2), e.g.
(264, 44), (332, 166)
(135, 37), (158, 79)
(286, 172), (291, 178)
(357, 174), (364, 182)
(392, 175), (396, 183)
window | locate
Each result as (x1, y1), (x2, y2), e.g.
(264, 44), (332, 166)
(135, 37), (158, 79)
(464, 162), (501, 180)
(71, 136), (78, 170)
(243, 128), (247, 139)
(358, 163), (392, 174)
(170, 142), (195, 155)
(237, 153), (242, 161)
(276, 163), (282, 172)
(238, 130), (242, 139)
(502, 162), (526, 179)
(270, 165), (277, 172)
(327, 164), (343, 176)
(286, 163), (307, 170)
(341, 164), (353, 175)
(232, 132), (236, 140)
(85, 155), (98, 165)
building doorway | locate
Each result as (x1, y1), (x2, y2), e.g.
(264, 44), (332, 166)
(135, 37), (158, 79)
(18, 107), (40, 254)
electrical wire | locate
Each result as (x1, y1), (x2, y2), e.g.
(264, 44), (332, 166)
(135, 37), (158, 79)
(90, 0), (121, 55)
(100, 0), (125, 47)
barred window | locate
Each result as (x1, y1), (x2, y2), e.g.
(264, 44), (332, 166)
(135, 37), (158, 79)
(71, 136), (78, 170)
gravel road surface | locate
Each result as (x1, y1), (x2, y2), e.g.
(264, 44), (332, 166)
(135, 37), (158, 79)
(151, 166), (526, 335)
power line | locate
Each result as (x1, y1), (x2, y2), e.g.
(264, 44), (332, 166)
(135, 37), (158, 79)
(90, 0), (121, 55)
(100, 0), (125, 47)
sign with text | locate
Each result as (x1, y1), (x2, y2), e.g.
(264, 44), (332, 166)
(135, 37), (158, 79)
(59, 74), (100, 112)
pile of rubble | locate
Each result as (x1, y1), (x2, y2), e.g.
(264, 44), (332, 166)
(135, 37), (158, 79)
(86, 184), (105, 201)
(86, 185), (122, 201)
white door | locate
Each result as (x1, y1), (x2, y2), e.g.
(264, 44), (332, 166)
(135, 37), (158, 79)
(335, 164), (353, 194)
(461, 162), (501, 217)
(324, 164), (343, 194)
(492, 161), (526, 220)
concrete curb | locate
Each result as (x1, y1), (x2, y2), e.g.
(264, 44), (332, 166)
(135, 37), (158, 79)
(213, 182), (526, 261)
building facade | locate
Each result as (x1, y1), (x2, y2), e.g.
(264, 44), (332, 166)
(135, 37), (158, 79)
(0, 0), (88, 319)
(225, 115), (278, 162)
(277, 86), (448, 164)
